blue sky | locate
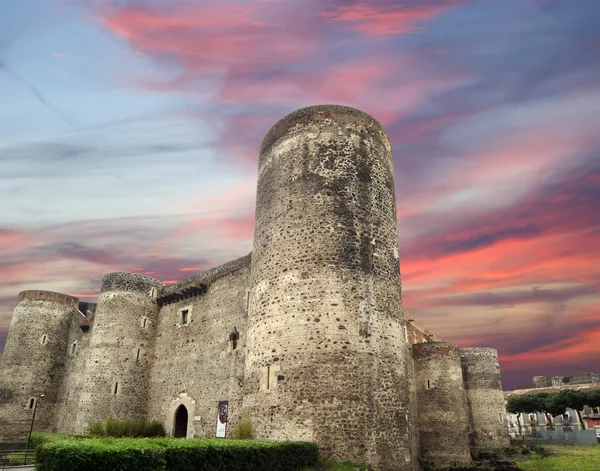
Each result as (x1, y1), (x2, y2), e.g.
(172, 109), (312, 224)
(1, 0), (599, 389)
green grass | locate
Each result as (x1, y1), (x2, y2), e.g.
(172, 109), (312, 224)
(517, 445), (600, 471)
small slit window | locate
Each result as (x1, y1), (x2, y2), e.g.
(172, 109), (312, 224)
(141, 317), (147, 329)
(149, 287), (157, 298)
(28, 397), (36, 409)
(427, 380), (431, 389)
(136, 348), (141, 361)
(41, 335), (48, 345)
(113, 382), (120, 395)
(71, 342), (77, 355)
(181, 309), (189, 325)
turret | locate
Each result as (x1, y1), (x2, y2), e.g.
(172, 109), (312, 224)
(412, 342), (471, 469)
(0, 291), (77, 441)
(244, 105), (414, 470)
(460, 348), (509, 452)
(76, 273), (162, 433)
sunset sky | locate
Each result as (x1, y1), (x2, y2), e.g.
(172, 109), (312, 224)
(0, 0), (598, 390)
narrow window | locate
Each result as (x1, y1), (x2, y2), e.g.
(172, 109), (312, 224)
(427, 380), (431, 389)
(266, 366), (270, 390)
(41, 335), (48, 345)
(71, 342), (77, 355)
(149, 287), (157, 298)
(499, 412), (503, 423)
(246, 290), (250, 311)
(28, 398), (35, 409)
(113, 382), (119, 395)
(141, 317), (147, 329)
(136, 348), (141, 361)
(181, 310), (189, 325)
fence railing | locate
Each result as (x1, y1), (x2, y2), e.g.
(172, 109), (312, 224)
(0, 450), (36, 470)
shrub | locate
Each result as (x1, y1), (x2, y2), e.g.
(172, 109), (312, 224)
(36, 437), (319, 471)
(90, 417), (166, 438)
(233, 408), (253, 440)
(28, 432), (74, 449)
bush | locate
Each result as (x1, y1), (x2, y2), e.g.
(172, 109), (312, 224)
(88, 417), (166, 438)
(233, 409), (254, 440)
(28, 432), (74, 449)
(36, 437), (319, 471)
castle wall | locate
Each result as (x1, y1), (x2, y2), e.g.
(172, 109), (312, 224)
(54, 304), (96, 434)
(412, 342), (471, 469)
(147, 255), (251, 438)
(0, 291), (77, 441)
(404, 308), (442, 345)
(245, 105), (414, 471)
(75, 273), (162, 433)
(460, 348), (509, 452)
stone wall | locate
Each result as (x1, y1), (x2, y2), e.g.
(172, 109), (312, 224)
(412, 342), (471, 469)
(147, 257), (250, 438)
(245, 105), (414, 471)
(0, 291), (77, 441)
(404, 308), (442, 345)
(54, 303), (96, 434)
(460, 348), (509, 451)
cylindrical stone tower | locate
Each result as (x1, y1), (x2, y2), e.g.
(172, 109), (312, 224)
(0, 291), (76, 441)
(244, 105), (414, 470)
(76, 273), (162, 433)
(460, 348), (509, 452)
(412, 342), (472, 469)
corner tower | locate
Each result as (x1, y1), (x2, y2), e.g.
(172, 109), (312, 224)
(76, 273), (162, 433)
(0, 291), (76, 441)
(460, 348), (509, 452)
(412, 342), (472, 469)
(245, 105), (414, 470)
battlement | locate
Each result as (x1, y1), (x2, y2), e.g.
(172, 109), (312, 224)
(163, 253), (252, 295)
(17, 290), (78, 306)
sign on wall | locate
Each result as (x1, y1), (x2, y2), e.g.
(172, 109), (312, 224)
(216, 400), (229, 438)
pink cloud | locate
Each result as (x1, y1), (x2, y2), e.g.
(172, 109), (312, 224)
(52, 52), (68, 57)
(320, 0), (465, 35)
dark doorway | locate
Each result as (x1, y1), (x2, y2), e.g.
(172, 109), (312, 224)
(174, 405), (188, 438)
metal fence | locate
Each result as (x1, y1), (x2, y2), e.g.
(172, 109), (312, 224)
(526, 428), (599, 445)
(0, 450), (36, 470)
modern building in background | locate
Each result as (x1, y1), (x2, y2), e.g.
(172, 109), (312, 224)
(0, 105), (509, 471)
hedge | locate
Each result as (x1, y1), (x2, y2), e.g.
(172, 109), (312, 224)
(36, 437), (319, 471)
(28, 432), (75, 449)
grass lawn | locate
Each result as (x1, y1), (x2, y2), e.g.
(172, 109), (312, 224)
(517, 445), (600, 471)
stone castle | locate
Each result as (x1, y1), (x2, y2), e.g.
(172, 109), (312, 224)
(0, 105), (508, 470)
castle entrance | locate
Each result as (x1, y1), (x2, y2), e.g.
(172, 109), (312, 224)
(174, 405), (188, 438)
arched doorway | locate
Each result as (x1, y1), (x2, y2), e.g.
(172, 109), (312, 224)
(174, 405), (188, 438)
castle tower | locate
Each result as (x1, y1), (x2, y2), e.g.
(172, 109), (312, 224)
(245, 105), (414, 470)
(412, 342), (472, 469)
(0, 291), (77, 441)
(460, 348), (509, 452)
(76, 273), (162, 433)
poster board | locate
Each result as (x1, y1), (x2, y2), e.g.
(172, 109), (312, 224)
(215, 400), (228, 438)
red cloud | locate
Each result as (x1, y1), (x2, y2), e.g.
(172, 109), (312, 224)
(320, 0), (465, 35)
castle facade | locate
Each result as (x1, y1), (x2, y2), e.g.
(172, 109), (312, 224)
(0, 105), (508, 470)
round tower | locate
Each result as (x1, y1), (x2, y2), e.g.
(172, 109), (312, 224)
(245, 105), (414, 470)
(76, 273), (162, 433)
(412, 342), (472, 469)
(459, 348), (509, 452)
(0, 291), (77, 441)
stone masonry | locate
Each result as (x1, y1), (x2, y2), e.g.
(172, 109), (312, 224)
(0, 105), (509, 470)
